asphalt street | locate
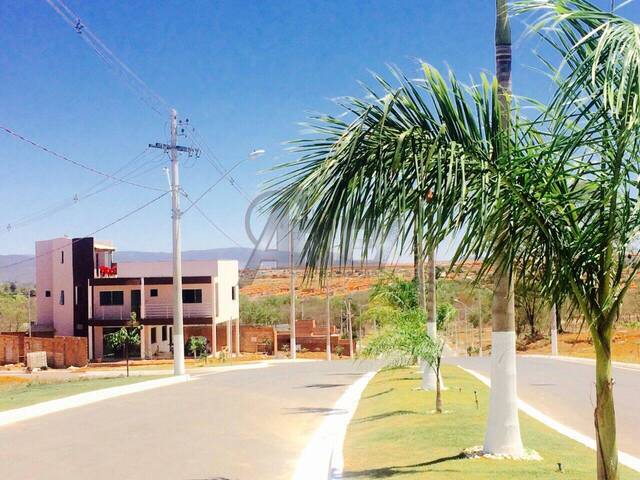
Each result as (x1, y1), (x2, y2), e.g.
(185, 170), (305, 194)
(448, 356), (640, 457)
(0, 360), (378, 480)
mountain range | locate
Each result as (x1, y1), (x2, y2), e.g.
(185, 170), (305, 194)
(0, 247), (257, 284)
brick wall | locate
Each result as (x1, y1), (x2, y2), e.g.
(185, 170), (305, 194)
(184, 324), (276, 354)
(24, 336), (88, 368)
(0, 334), (23, 364)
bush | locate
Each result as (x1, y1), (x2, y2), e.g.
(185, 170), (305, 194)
(187, 336), (208, 358)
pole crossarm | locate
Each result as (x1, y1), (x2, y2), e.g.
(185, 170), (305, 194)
(149, 142), (200, 156)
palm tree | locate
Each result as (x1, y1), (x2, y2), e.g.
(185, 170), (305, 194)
(479, 0), (525, 456)
(265, 74), (452, 391)
(510, 1), (640, 477)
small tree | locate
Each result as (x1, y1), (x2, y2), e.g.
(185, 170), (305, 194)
(187, 336), (208, 360)
(362, 309), (445, 413)
(104, 312), (141, 377)
(436, 303), (456, 331)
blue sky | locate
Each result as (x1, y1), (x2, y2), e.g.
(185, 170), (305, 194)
(0, 0), (634, 256)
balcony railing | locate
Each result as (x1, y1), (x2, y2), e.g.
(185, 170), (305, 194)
(92, 303), (212, 320)
(145, 303), (213, 319)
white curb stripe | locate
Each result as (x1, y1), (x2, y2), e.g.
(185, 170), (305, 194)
(523, 354), (640, 372)
(292, 370), (377, 480)
(0, 375), (192, 428)
(459, 366), (640, 473)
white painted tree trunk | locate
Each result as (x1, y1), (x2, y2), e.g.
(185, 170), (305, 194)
(422, 319), (439, 390)
(483, 330), (524, 456)
(550, 303), (558, 356)
(422, 252), (440, 391)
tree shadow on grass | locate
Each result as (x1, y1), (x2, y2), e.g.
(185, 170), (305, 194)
(351, 410), (420, 424)
(342, 453), (466, 478)
(362, 388), (394, 400)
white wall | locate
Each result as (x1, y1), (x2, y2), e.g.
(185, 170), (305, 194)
(214, 260), (239, 325)
(117, 260), (219, 278)
(35, 238), (74, 335)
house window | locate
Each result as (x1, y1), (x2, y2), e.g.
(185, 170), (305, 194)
(59, 290), (65, 305)
(100, 291), (124, 306)
(231, 285), (236, 300)
(61, 251), (64, 264)
(45, 290), (51, 298)
(162, 325), (167, 342)
(150, 289), (158, 297)
(151, 327), (157, 344)
(182, 289), (202, 304)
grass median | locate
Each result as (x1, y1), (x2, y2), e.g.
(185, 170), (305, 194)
(343, 365), (640, 479)
(0, 375), (165, 412)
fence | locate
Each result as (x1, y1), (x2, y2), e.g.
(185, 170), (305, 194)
(0, 335), (88, 368)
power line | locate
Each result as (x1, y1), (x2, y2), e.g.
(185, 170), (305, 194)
(0, 191), (170, 270)
(45, 0), (169, 117)
(4, 150), (166, 233)
(186, 126), (252, 202)
(0, 125), (165, 191)
(180, 189), (242, 247)
(181, 153), (253, 215)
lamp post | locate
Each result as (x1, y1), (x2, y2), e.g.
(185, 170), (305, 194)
(454, 299), (469, 355)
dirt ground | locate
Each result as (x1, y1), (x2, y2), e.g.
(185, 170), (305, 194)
(522, 328), (640, 364)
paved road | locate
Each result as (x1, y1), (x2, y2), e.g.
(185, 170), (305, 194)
(0, 360), (378, 480)
(448, 356), (640, 457)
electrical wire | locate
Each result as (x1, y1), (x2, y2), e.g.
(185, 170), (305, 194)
(0, 191), (170, 270)
(45, 0), (170, 117)
(186, 126), (252, 202)
(180, 189), (242, 248)
(181, 154), (252, 215)
(5, 148), (156, 231)
(0, 125), (165, 191)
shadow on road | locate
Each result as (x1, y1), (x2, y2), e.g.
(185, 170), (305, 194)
(341, 453), (465, 478)
(282, 406), (349, 416)
(297, 383), (348, 389)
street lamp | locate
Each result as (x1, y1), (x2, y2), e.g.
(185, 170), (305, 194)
(453, 298), (469, 355)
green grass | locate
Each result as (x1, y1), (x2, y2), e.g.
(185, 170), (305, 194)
(343, 365), (640, 479)
(0, 376), (164, 412)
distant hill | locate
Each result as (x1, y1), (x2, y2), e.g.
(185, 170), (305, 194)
(0, 247), (257, 284)
(0, 255), (35, 284)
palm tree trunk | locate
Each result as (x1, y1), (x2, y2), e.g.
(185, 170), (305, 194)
(422, 249), (439, 390)
(592, 318), (618, 479)
(435, 362), (443, 414)
(484, 0), (524, 456)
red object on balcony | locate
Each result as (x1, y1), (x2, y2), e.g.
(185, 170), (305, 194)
(98, 263), (118, 277)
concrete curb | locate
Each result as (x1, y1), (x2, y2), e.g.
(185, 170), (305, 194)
(0, 374), (192, 428)
(291, 369), (377, 480)
(522, 354), (640, 371)
(459, 366), (640, 473)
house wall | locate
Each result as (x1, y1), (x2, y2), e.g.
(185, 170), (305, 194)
(144, 283), (214, 320)
(36, 238), (75, 336)
(142, 325), (171, 357)
(215, 260), (240, 325)
(117, 260), (219, 278)
(92, 284), (136, 321)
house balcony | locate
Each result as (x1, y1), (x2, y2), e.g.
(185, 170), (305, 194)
(144, 303), (213, 319)
(91, 303), (213, 322)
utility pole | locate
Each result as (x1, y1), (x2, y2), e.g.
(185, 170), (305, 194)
(326, 280), (331, 361)
(478, 294), (483, 357)
(346, 296), (354, 358)
(149, 108), (199, 376)
(26, 291), (32, 337)
(289, 225), (296, 359)
(550, 303), (559, 356)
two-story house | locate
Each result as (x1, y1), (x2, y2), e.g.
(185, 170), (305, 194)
(35, 237), (239, 361)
